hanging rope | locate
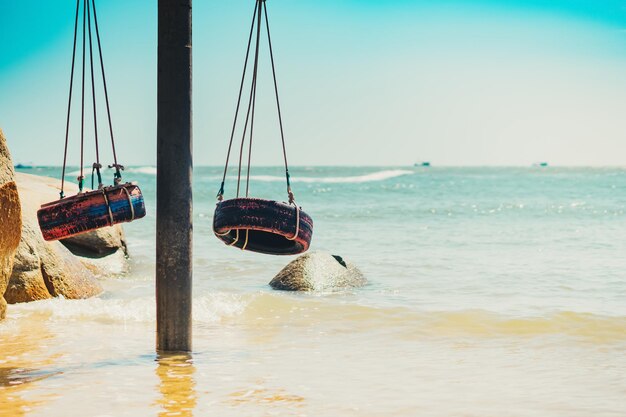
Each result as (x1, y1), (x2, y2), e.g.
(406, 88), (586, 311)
(79, 0), (86, 193)
(92, 0), (124, 184)
(236, 0), (263, 198)
(59, 0), (123, 198)
(60, 0), (81, 199)
(217, 0), (259, 201)
(262, 0), (294, 204)
(234, 27), (260, 198)
(87, 0), (103, 190)
(217, 0), (295, 204)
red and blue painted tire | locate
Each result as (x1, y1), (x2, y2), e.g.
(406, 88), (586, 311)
(38, 183), (146, 241)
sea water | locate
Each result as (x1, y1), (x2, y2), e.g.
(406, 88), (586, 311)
(2, 166), (626, 417)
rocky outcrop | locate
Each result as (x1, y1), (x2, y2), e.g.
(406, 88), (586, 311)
(269, 251), (366, 291)
(5, 172), (128, 304)
(0, 129), (22, 319)
(5, 222), (51, 303)
(61, 226), (127, 258)
(5, 221), (107, 302)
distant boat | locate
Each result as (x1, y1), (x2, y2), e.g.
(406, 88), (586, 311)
(532, 162), (549, 167)
(15, 163), (33, 169)
(415, 162), (431, 167)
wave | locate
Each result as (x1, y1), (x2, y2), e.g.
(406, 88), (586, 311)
(125, 167), (157, 175)
(238, 294), (626, 342)
(237, 169), (414, 184)
(7, 292), (626, 343)
(7, 292), (246, 325)
(66, 166), (157, 177)
(64, 168), (411, 182)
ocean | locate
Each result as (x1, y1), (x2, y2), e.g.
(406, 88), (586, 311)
(2, 166), (626, 417)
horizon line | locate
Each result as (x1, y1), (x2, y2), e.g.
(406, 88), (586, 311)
(14, 164), (626, 169)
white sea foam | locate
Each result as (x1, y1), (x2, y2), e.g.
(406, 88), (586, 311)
(125, 166), (157, 175)
(236, 169), (414, 184)
(11, 292), (247, 324)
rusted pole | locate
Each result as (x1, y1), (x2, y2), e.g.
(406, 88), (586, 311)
(156, 0), (192, 352)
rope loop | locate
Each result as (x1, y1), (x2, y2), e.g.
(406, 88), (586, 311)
(286, 202), (300, 241)
(216, 181), (225, 201)
(287, 187), (295, 205)
(229, 229), (240, 246)
(77, 175), (85, 193)
(214, 228), (232, 237)
(101, 188), (114, 226)
(91, 162), (103, 190)
(241, 229), (250, 251)
(121, 186), (135, 221)
(108, 163), (124, 185)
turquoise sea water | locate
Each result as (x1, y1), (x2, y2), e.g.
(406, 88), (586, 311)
(3, 166), (626, 417)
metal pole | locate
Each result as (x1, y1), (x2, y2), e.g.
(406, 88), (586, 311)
(156, 0), (192, 352)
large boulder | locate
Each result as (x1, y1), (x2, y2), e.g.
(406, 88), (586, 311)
(0, 129), (22, 319)
(5, 172), (128, 304)
(269, 251), (366, 291)
(5, 222), (51, 303)
(4, 222), (104, 302)
(61, 226), (127, 258)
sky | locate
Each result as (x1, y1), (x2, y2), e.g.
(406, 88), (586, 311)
(0, 0), (625, 167)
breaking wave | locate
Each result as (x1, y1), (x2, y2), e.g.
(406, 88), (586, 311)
(125, 167), (157, 175)
(239, 169), (414, 184)
(66, 166), (157, 177)
(7, 292), (626, 343)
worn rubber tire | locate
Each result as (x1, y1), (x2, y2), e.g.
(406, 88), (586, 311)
(213, 197), (313, 255)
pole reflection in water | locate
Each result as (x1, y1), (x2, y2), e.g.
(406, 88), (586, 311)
(155, 353), (197, 417)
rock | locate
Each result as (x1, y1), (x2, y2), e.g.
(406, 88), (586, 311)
(35, 238), (103, 300)
(4, 222), (51, 303)
(269, 251), (366, 291)
(5, 221), (105, 302)
(0, 128), (22, 319)
(60, 224), (127, 258)
(5, 172), (130, 304)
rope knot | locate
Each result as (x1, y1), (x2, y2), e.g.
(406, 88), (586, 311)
(77, 175), (85, 193)
(108, 163), (124, 185)
(216, 182), (225, 201)
(92, 163), (104, 190)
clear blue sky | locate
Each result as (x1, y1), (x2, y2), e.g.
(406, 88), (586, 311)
(1, 0), (625, 166)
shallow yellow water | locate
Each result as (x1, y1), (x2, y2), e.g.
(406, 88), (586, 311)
(2, 290), (626, 417)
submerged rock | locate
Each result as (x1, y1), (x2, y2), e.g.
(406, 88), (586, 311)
(0, 129), (22, 319)
(269, 251), (366, 291)
(5, 172), (128, 304)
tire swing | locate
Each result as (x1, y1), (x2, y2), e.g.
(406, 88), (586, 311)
(38, 0), (146, 242)
(213, 0), (313, 256)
